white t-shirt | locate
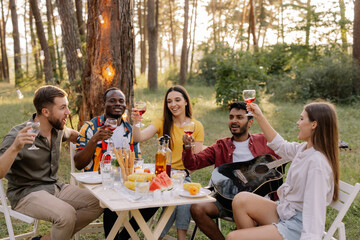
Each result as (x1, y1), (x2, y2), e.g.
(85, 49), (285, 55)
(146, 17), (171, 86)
(109, 123), (130, 149)
(232, 138), (254, 162)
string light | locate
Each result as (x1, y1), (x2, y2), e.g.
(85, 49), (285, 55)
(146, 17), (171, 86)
(39, 50), (45, 61)
(99, 15), (104, 24)
(106, 67), (112, 76)
(16, 89), (24, 99)
(76, 49), (83, 58)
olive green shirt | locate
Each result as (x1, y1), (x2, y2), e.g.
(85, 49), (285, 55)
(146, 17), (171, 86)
(0, 114), (71, 208)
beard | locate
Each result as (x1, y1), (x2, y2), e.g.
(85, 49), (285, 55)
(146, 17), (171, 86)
(230, 121), (248, 137)
(48, 116), (64, 130)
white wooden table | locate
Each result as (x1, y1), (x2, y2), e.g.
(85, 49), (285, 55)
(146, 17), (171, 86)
(71, 172), (215, 240)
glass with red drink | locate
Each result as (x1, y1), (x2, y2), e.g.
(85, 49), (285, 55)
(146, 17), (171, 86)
(183, 121), (195, 147)
(242, 90), (256, 116)
(134, 101), (147, 127)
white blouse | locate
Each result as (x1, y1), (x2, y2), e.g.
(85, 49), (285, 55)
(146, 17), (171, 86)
(268, 134), (334, 240)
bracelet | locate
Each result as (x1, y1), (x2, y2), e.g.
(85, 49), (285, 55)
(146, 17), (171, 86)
(184, 144), (192, 148)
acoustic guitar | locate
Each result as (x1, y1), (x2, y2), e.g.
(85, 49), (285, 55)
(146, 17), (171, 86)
(210, 154), (291, 211)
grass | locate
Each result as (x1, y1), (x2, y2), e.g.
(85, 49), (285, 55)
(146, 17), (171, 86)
(1, 82), (360, 239)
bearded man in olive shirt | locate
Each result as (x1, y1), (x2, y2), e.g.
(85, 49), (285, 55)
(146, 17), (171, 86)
(0, 86), (103, 240)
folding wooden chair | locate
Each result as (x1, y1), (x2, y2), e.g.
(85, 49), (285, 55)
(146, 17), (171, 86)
(323, 180), (360, 240)
(69, 142), (104, 240)
(0, 179), (39, 240)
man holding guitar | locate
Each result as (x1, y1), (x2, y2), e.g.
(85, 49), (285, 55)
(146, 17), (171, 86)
(182, 102), (281, 240)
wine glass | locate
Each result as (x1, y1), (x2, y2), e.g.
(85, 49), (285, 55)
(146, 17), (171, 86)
(242, 90), (256, 116)
(133, 101), (147, 127)
(105, 118), (117, 147)
(26, 122), (40, 150)
(183, 121), (195, 147)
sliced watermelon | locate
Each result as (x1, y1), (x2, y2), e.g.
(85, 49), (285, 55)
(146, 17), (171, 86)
(149, 180), (162, 191)
(149, 172), (173, 191)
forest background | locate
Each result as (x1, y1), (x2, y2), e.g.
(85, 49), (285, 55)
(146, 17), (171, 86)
(0, 0), (360, 239)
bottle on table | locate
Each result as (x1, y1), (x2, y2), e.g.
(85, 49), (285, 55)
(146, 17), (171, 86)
(164, 134), (172, 177)
(155, 136), (166, 175)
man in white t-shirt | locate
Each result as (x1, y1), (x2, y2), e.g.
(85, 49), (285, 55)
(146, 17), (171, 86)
(182, 102), (281, 240)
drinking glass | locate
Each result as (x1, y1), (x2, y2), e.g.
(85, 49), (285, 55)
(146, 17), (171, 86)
(135, 180), (150, 200)
(105, 118), (117, 146)
(242, 90), (256, 116)
(183, 121), (195, 147)
(26, 122), (40, 150)
(133, 101), (147, 127)
(105, 118), (117, 132)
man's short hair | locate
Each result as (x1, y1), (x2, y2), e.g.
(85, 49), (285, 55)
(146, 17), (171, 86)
(103, 87), (123, 102)
(229, 102), (253, 119)
(33, 85), (67, 115)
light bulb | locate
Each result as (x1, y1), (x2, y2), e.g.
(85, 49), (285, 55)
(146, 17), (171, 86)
(39, 50), (45, 61)
(99, 15), (104, 24)
(106, 67), (112, 76)
(16, 89), (24, 99)
(77, 49), (83, 58)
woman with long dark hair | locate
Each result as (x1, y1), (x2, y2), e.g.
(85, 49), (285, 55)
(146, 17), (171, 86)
(226, 101), (339, 240)
(132, 85), (204, 240)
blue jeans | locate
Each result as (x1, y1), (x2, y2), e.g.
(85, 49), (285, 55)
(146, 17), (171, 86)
(160, 175), (192, 237)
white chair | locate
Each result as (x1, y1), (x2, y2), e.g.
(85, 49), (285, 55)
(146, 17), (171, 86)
(69, 142), (104, 240)
(323, 180), (360, 240)
(0, 179), (39, 240)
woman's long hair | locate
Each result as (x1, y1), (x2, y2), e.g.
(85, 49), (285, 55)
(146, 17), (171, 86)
(305, 102), (339, 201)
(163, 85), (192, 149)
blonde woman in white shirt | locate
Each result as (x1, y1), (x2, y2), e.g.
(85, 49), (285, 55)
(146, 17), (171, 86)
(226, 102), (340, 240)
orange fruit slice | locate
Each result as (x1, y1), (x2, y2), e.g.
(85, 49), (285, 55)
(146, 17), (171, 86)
(189, 186), (199, 195)
(144, 168), (151, 173)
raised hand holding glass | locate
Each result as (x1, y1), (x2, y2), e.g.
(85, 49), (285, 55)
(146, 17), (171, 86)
(26, 122), (40, 150)
(133, 101), (147, 127)
(183, 121), (195, 147)
(243, 90), (256, 116)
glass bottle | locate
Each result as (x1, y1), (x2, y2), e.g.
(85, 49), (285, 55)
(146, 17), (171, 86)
(164, 135), (172, 177)
(155, 136), (166, 175)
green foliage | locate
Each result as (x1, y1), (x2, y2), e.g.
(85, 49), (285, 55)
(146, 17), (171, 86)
(214, 50), (267, 107)
(194, 44), (360, 105)
(293, 53), (360, 103)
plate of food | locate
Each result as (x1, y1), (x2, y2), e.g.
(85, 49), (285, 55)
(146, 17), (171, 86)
(76, 174), (102, 184)
(178, 188), (211, 198)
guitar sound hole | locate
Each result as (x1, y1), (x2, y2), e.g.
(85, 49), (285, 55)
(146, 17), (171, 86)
(255, 164), (269, 174)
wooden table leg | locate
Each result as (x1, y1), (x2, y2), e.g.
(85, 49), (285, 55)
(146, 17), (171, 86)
(132, 206), (176, 240)
(106, 211), (128, 240)
(153, 206), (175, 238)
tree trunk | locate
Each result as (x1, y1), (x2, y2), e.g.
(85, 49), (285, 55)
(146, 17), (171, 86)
(179, 0), (189, 85)
(249, 0), (258, 52)
(29, 5), (41, 80)
(10, 0), (22, 85)
(29, 0), (54, 84)
(138, 0), (146, 74)
(169, 0), (176, 65)
(24, 0), (29, 75)
(75, 0), (86, 41)
(353, 0), (360, 90)
(46, 0), (59, 83)
(339, 0), (348, 52)
(147, 0), (158, 90)
(119, 0), (135, 108)
(56, 0), (83, 85)
(305, 0), (311, 46)
(52, 1), (64, 80)
(189, 0), (198, 78)
(0, 0), (9, 82)
(79, 0), (135, 127)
